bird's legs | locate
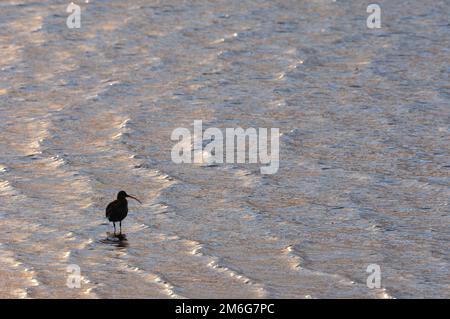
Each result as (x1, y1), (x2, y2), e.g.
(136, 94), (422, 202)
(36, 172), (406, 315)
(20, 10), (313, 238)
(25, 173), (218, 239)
(113, 222), (116, 235)
(119, 221), (122, 234)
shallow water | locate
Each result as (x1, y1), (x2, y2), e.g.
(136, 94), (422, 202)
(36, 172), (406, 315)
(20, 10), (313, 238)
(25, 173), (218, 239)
(0, 0), (449, 298)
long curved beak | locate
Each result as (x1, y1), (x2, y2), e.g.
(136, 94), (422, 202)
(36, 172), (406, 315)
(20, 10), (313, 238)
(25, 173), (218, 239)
(126, 195), (142, 204)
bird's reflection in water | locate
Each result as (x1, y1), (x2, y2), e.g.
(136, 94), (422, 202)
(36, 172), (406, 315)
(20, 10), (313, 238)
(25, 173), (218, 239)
(100, 232), (129, 248)
(115, 240), (128, 248)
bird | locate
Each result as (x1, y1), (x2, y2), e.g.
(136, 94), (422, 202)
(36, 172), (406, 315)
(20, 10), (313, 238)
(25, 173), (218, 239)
(105, 190), (142, 235)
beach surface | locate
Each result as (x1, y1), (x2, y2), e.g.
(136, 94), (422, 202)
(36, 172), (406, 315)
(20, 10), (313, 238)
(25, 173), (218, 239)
(0, 0), (448, 298)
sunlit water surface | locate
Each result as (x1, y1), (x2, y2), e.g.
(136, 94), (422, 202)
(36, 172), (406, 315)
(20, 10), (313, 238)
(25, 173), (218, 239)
(0, 0), (449, 298)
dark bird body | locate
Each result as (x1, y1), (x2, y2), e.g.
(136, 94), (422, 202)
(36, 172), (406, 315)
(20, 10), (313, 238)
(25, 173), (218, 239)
(106, 191), (141, 234)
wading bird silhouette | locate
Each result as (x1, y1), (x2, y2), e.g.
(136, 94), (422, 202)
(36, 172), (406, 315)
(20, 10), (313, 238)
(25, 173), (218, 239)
(106, 191), (141, 235)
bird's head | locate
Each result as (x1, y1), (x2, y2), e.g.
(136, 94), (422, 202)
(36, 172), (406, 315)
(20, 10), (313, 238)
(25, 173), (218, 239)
(117, 190), (142, 204)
